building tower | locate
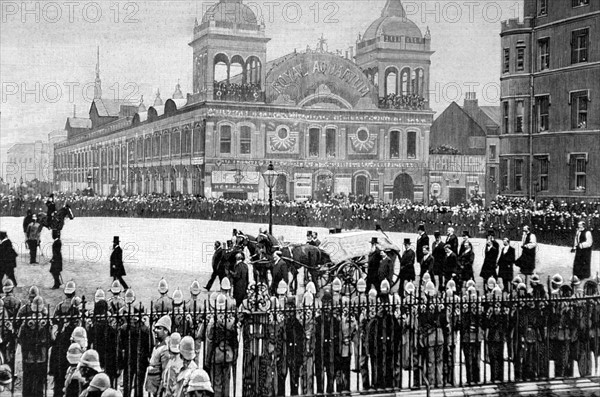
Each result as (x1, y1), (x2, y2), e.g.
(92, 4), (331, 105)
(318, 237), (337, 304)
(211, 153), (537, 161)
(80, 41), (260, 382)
(94, 46), (102, 99)
(355, 0), (433, 104)
(188, 0), (270, 101)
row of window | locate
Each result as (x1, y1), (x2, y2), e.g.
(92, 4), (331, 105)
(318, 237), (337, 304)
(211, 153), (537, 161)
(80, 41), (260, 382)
(502, 90), (589, 134)
(500, 154), (587, 192)
(503, 28), (589, 73)
(538, 0), (590, 16)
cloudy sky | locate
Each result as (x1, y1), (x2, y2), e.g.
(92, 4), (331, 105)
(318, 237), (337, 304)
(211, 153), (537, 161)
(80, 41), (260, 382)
(1, 0), (524, 160)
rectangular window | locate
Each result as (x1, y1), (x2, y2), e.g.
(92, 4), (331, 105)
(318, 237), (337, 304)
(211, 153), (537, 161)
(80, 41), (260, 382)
(516, 46), (525, 71)
(489, 145), (497, 161)
(325, 128), (336, 157)
(503, 101), (509, 134)
(161, 133), (170, 157)
(539, 38), (550, 70)
(572, 29), (589, 64)
(182, 128), (191, 155)
(193, 124), (204, 154)
(538, 156), (549, 191)
(240, 126), (252, 154)
(503, 48), (510, 73)
(538, 0), (548, 15)
(128, 142), (134, 162)
(171, 130), (181, 155)
(390, 130), (400, 159)
(501, 159), (509, 191)
(407, 131), (417, 159)
(571, 91), (588, 129)
(516, 100), (524, 133)
(514, 159), (523, 191)
(152, 135), (160, 158)
(570, 154), (587, 190)
(536, 95), (550, 132)
(572, 0), (589, 7)
(308, 128), (320, 157)
(220, 125), (232, 154)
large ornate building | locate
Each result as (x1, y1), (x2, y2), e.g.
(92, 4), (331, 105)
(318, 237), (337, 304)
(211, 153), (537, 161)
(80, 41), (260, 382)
(54, 0), (434, 202)
(499, 0), (599, 200)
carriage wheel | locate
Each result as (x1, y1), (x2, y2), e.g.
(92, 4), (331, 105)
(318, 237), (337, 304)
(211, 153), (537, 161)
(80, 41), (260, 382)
(314, 266), (330, 292)
(335, 262), (362, 297)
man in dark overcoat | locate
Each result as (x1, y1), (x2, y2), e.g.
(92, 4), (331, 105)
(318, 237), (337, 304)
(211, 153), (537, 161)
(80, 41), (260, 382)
(497, 238), (516, 290)
(50, 230), (62, 289)
(399, 238), (415, 296)
(110, 236), (129, 290)
(480, 230), (500, 283)
(516, 225), (537, 276)
(367, 238), (381, 292)
(0, 231), (18, 286)
(431, 231), (446, 291)
(416, 224), (430, 266)
(573, 221), (593, 280)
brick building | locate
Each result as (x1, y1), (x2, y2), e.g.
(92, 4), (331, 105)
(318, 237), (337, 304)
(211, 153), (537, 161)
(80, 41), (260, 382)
(499, 0), (599, 200)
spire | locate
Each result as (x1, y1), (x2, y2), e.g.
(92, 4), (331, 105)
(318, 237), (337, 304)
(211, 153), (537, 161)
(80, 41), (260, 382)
(94, 46), (102, 99)
(154, 89), (163, 106)
(381, 0), (406, 18)
(138, 95), (146, 113)
(172, 80), (183, 99)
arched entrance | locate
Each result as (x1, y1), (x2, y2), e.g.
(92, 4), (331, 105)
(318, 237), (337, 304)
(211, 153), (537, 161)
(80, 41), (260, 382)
(314, 171), (333, 201)
(354, 174), (368, 198)
(393, 173), (414, 202)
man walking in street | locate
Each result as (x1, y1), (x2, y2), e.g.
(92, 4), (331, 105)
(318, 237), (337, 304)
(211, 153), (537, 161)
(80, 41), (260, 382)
(0, 231), (18, 286)
(110, 236), (129, 290)
(572, 221), (593, 280)
(50, 230), (63, 289)
(26, 214), (42, 264)
(516, 225), (537, 279)
(205, 241), (225, 291)
(399, 238), (415, 296)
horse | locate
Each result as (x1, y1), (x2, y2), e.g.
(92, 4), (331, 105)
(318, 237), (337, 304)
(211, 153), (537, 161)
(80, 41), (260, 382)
(235, 233), (272, 284)
(38, 204), (74, 231)
(278, 244), (332, 293)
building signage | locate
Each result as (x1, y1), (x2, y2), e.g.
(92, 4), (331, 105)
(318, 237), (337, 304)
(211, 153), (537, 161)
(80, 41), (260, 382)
(265, 52), (378, 108)
(209, 158), (424, 170)
(206, 108), (431, 124)
(211, 170), (260, 192)
(294, 173), (313, 201)
(429, 155), (486, 173)
(211, 184), (258, 193)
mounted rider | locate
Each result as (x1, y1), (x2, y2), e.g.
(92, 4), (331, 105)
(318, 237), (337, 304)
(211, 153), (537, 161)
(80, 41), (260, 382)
(46, 194), (56, 223)
(257, 227), (280, 256)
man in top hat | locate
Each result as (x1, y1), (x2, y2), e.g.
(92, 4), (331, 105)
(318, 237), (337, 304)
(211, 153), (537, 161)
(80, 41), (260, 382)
(378, 250), (395, 290)
(480, 230), (499, 284)
(50, 230), (63, 289)
(445, 227), (458, 255)
(110, 236), (129, 290)
(205, 241), (225, 291)
(458, 231), (470, 256)
(420, 245), (435, 282)
(399, 238), (416, 296)
(367, 237), (381, 292)
(516, 225), (537, 277)
(46, 193), (56, 221)
(270, 250), (288, 296)
(431, 231), (446, 291)
(0, 231), (18, 287)
(311, 232), (321, 247)
(230, 252), (249, 307)
(572, 221), (593, 280)
(26, 214), (42, 264)
(23, 209), (33, 236)
(306, 231), (314, 245)
(416, 224), (430, 266)
(497, 237), (516, 291)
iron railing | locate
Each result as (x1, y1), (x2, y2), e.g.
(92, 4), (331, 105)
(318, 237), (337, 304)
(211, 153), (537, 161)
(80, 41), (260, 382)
(1, 292), (599, 396)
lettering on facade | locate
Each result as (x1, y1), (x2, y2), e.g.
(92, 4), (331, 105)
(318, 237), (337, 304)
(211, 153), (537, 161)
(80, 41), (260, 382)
(429, 155), (486, 173)
(210, 158), (423, 170)
(271, 60), (370, 98)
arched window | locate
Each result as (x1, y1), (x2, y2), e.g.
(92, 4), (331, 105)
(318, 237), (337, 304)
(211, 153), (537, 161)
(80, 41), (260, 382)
(182, 127), (191, 155)
(193, 123), (205, 155)
(246, 56), (262, 85)
(385, 68), (398, 96)
(401, 68), (410, 95)
(411, 70), (417, 96)
(355, 174), (368, 197)
(308, 128), (320, 157)
(230, 55), (245, 84)
(407, 131), (417, 158)
(153, 134), (160, 158)
(240, 125), (251, 154)
(220, 125), (232, 154)
(161, 132), (170, 158)
(214, 54), (229, 82)
(414, 68), (425, 96)
(137, 138), (144, 161)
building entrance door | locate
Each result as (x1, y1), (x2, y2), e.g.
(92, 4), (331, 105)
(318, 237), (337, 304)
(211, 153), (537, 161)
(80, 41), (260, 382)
(393, 173), (414, 202)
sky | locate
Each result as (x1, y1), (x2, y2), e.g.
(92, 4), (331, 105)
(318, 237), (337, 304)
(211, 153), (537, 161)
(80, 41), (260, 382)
(0, 0), (524, 163)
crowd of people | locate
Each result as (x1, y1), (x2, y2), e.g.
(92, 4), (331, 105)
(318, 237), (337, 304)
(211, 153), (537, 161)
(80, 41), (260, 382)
(0, 272), (599, 397)
(1, 193), (599, 249)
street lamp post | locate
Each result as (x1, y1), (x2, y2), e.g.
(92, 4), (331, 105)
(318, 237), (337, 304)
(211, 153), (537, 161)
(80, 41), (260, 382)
(262, 162), (279, 235)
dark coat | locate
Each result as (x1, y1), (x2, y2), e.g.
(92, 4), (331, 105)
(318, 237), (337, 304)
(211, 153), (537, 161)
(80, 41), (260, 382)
(432, 240), (446, 275)
(446, 234), (459, 255)
(480, 240), (500, 280)
(458, 250), (475, 281)
(50, 239), (62, 274)
(497, 246), (515, 283)
(400, 248), (415, 281)
(420, 255), (435, 278)
(110, 246), (126, 278)
(378, 255), (394, 286)
(416, 233), (430, 264)
(516, 233), (536, 275)
(367, 249), (381, 291)
(231, 261), (249, 306)
(573, 229), (593, 279)
(23, 214), (33, 233)
(443, 252), (459, 277)
(0, 239), (18, 271)
(270, 258), (288, 295)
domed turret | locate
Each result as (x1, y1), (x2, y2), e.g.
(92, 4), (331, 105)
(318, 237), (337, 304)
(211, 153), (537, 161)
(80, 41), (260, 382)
(201, 0), (258, 25)
(363, 0), (422, 41)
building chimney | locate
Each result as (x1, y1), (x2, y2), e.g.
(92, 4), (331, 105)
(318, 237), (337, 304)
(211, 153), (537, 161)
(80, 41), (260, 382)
(463, 92), (478, 114)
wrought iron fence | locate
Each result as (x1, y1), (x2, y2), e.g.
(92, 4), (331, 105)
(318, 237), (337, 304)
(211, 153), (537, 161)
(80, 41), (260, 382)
(1, 292), (599, 397)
